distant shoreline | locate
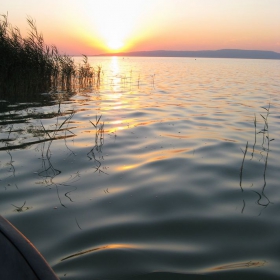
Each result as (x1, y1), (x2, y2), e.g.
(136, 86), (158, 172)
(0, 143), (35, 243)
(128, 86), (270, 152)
(93, 49), (280, 60)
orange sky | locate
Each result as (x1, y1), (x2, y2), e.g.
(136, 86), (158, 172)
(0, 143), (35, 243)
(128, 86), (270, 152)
(2, 0), (280, 55)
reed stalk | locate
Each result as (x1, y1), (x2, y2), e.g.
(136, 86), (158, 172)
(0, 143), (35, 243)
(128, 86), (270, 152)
(239, 141), (248, 192)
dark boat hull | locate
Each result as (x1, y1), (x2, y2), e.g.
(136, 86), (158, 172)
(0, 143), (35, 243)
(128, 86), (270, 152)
(0, 215), (59, 280)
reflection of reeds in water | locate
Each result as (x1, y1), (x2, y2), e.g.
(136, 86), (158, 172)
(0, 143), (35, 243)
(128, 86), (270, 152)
(1, 106), (107, 211)
(40, 110), (76, 158)
(88, 115), (107, 174)
(240, 104), (275, 214)
(250, 114), (257, 160)
(255, 104), (274, 209)
(11, 201), (31, 212)
(259, 104), (274, 148)
(0, 124), (19, 193)
(0, 15), (101, 100)
(4, 125), (16, 177)
(260, 105), (269, 146)
(37, 109), (80, 207)
(239, 141), (248, 192)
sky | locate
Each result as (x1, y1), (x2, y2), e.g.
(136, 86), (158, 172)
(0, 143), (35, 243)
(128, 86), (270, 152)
(1, 0), (280, 55)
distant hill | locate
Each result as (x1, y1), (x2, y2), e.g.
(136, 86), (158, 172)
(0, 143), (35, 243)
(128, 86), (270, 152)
(99, 49), (280, 60)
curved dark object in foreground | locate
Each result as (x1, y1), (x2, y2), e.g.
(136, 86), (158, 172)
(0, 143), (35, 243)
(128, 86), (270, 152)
(0, 215), (59, 280)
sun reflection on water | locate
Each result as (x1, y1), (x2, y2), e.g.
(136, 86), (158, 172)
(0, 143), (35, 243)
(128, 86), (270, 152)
(108, 56), (123, 92)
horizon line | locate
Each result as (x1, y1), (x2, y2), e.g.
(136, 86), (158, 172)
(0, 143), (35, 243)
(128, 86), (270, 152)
(70, 48), (280, 60)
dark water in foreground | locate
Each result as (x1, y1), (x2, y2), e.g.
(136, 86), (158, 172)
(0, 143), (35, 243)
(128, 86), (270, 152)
(0, 57), (280, 279)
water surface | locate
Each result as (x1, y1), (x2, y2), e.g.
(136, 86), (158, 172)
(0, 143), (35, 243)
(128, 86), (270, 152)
(0, 57), (280, 279)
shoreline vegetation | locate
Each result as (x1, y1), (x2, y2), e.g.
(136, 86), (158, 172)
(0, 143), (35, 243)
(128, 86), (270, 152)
(0, 15), (101, 101)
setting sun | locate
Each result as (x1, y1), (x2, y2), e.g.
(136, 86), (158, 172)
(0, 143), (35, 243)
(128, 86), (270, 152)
(107, 39), (124, 51)
(86, 0), (140, 52)
(80, 0), (155, 53)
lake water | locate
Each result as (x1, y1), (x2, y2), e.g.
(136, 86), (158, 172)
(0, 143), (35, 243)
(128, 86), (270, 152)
(0, 57), (280, 280)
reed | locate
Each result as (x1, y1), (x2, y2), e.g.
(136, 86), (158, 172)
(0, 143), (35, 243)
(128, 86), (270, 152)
(88, 115), (106, 174)
(240, 104), (275, 213)
(11, 201), (28, 212)
(0, 15), (100, 100)
(239, 141), (248, 192)
(250, 114), (257, 160)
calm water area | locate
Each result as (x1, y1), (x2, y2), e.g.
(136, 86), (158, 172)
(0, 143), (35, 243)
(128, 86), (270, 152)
(0, 57), (280, 279)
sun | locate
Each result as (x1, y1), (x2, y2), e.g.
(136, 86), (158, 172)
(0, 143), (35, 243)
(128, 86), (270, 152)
(107, 39), (124, 51)
(85, 1), (150, 53)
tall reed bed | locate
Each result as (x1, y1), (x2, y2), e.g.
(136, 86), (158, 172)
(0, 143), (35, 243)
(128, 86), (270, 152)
(0, 14), (100, 100)
(78, 55), (101, 90)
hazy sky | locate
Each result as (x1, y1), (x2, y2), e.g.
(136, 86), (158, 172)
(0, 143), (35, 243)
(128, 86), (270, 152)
(1, 0), (280, 55)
